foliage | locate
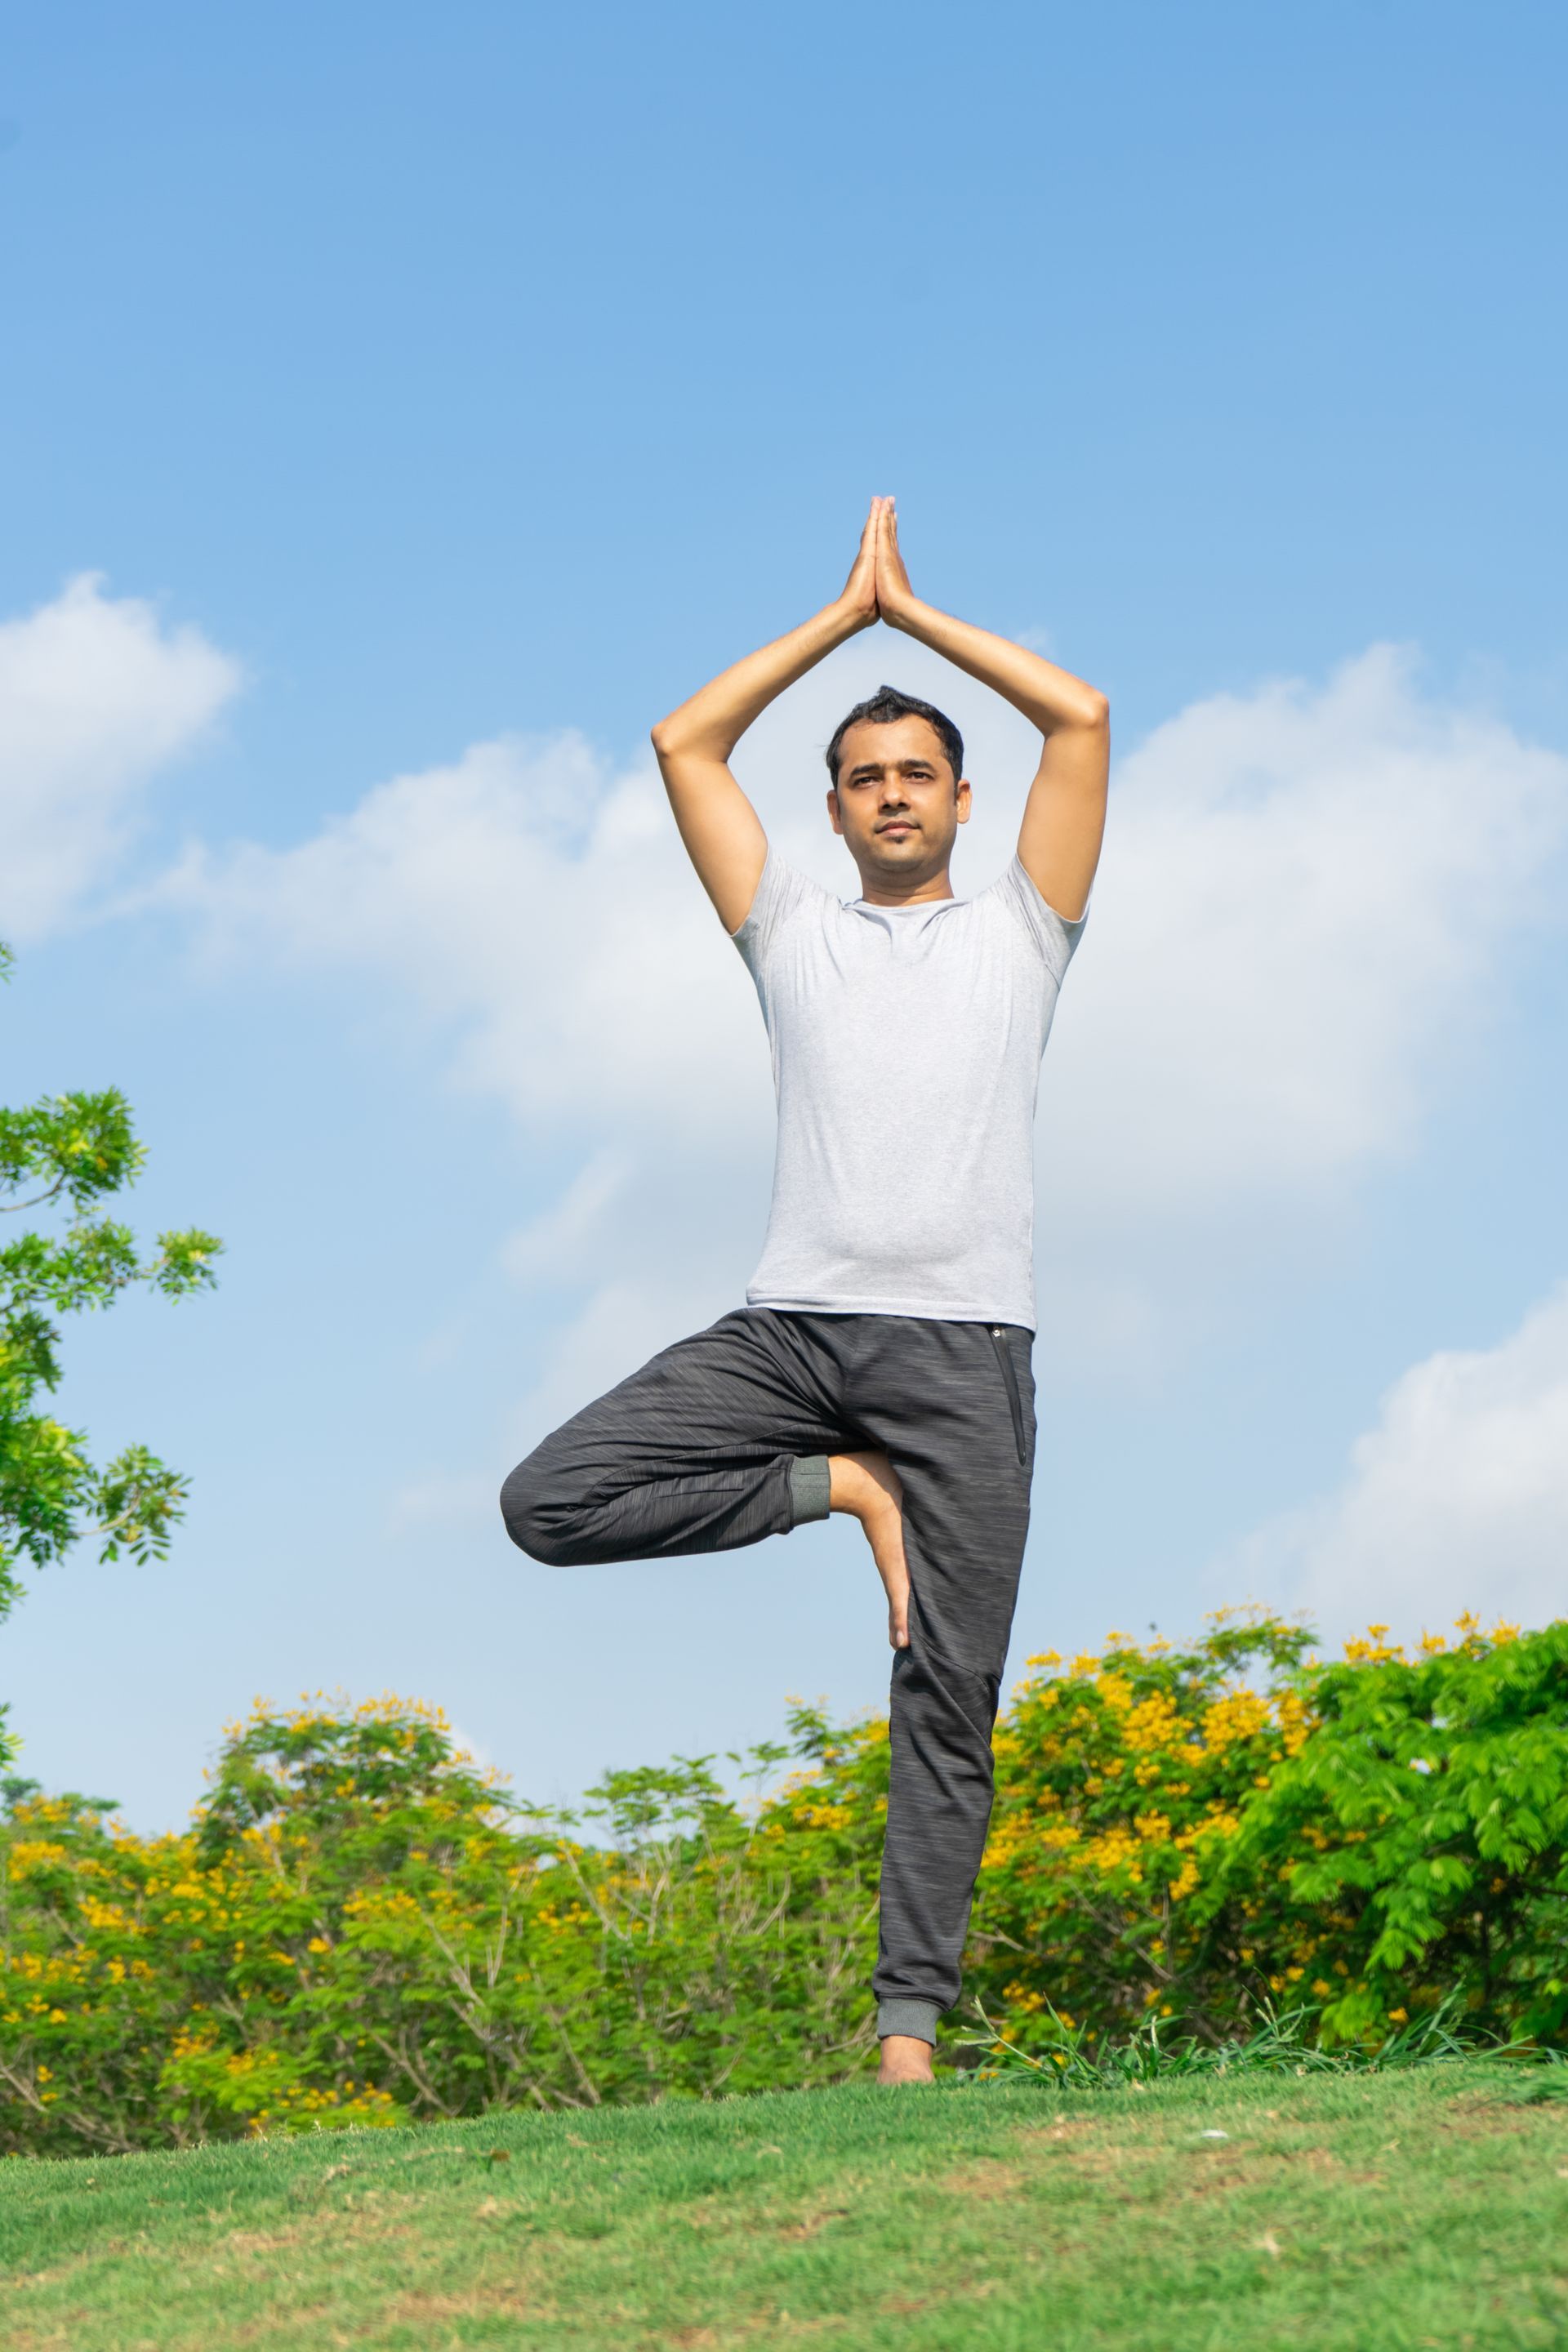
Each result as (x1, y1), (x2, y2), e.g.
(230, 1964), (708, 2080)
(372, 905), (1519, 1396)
(967, 1610), (1317, 2047)
(2, 1611), (1566, 2154)
(1215, 1615), (1568, 2047)
(967, 1610), (1568, 2059)
(0, 941), (221, 1649)
(0, 1695), (883, 2151)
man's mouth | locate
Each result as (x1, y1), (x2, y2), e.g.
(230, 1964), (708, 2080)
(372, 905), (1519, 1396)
(876, 821), (917, 839)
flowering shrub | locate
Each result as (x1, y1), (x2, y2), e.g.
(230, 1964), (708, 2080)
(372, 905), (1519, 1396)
(2, 1611), (1564, 2152)
(0, 1695), (884, 2151)
(966, 1610), (1318, 2047)
(968, 1611), (1568, 2056)
(1214, 1615), (1568, 2047)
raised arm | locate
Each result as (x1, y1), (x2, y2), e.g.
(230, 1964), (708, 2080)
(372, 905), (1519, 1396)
(875, 504), (1108, 923)
(650, 501), (884, 933)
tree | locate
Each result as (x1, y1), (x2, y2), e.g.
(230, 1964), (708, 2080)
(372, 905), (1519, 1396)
(0, 939), (221, 1656)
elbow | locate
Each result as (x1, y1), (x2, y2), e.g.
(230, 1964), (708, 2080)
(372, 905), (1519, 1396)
(1078, 688), (1111, 733)
(651, 715), (726, 768)
(650, 713), (695, 760)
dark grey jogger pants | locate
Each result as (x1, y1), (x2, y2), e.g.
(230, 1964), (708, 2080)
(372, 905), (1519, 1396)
(499, 1308), (1036, 2046)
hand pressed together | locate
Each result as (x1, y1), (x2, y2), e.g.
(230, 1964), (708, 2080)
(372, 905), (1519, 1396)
(836, 497), (884, 630)
(872, 497), (920, 629)
(835, 495), (918, 634)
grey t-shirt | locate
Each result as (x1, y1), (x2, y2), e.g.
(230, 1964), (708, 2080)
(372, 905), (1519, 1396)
(733, 852), (1085, 1332)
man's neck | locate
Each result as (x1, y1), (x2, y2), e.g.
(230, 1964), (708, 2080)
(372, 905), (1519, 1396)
(854, 868), (956, 909)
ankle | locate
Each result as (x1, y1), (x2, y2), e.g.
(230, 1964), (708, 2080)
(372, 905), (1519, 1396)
(827, 1452), (869, 1517)
(877, 2034), (935, 2086)
(828, 1450), (901, 1521)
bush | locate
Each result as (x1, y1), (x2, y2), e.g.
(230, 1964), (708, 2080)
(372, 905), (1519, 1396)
(1215, 1615), (1568, 2047)
(968, 1610), (1318, 2046)
(968, 1610), (1568, 2057)
(0, 1696), (883, 2150)
(2, 1611), (1564, 2152)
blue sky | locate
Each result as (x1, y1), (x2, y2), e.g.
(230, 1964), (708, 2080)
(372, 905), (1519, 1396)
(2, 1), (1566, 1827)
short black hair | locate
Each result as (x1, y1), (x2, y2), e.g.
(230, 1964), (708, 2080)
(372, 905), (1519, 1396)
(825, 685), (964, 792)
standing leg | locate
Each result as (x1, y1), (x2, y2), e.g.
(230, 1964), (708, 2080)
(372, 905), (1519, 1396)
(849, 1317), (1036, 2071)
(500, 1309), (847, 1566)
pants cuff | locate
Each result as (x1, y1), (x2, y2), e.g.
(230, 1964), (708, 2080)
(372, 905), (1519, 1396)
(789, 1454), (831, 1527)
(877, 1998), (939, 2045)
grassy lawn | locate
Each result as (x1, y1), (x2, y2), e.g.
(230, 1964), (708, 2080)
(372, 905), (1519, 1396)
(3, 2065), (1567, 2349)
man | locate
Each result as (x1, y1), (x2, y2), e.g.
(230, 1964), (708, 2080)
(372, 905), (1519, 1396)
(501, 498), (1108, 2084)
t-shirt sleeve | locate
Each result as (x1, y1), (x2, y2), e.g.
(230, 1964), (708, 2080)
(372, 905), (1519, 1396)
(731, 849), (833, 978)
(991, 856), (1089, 984)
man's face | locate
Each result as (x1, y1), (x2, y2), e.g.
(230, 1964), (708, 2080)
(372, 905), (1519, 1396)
(826, 716), (971, 888)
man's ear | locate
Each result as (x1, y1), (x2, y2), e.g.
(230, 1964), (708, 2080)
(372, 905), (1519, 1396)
(826, 787), (844, 837)
(956, 777), (973, 826)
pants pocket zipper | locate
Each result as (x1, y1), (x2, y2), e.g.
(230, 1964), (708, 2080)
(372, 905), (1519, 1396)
(988, 1326), (1027, 1465)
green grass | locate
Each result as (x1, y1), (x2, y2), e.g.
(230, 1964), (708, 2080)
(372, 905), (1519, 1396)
(4, 2065), (1568, 2349)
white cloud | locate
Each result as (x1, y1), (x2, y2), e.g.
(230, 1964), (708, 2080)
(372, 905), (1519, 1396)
(153, 638), (1566, 1396)
(1227, 1284), (1568, 1643)
(1045, 642), (1564, 1223)
(157, 728), (773, 1143)
(0, 574), (241, 939)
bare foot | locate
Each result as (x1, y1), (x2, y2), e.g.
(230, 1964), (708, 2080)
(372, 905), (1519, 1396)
(827, 1450), (910, 1648)
(878, 2034), (935, 2086)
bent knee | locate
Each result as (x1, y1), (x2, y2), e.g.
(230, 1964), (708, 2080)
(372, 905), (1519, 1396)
(499, 1452), (576, 1566)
